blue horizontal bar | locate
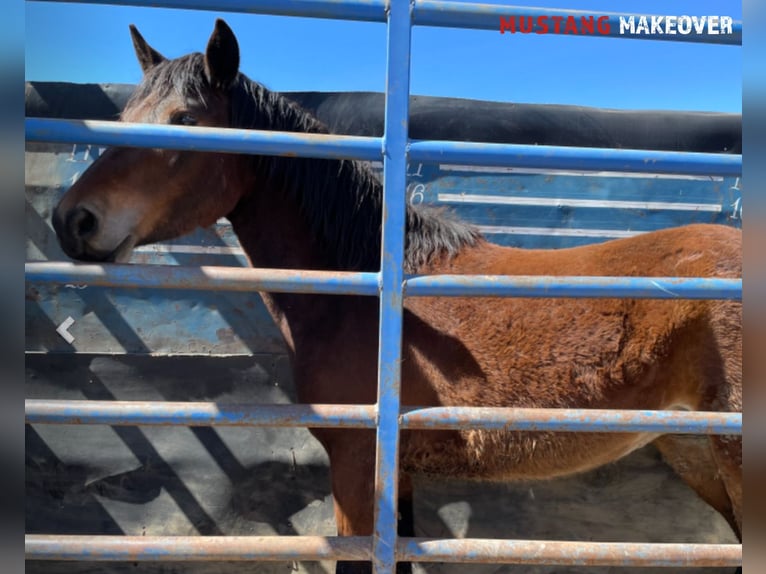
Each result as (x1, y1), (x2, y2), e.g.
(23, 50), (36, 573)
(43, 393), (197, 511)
(26, 0), (387, 22)
(25, 399), (741, 435)
(405, 275), (742, 300)
(26, 119), (742, 177)
(26, 264), (741, 301)
(25, 400), (377, 428)
(25, 262), (381, 296)
(400, 407), (741, 435)
(25, 119), (383, 162)
(408, 140), (742, 176)
(414, 1), (742, 46)
(26, 0), (743, 47)
(26, 534), (370, 561)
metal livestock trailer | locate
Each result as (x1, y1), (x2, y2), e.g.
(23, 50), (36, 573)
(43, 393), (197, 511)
(25, 1), (743, 573)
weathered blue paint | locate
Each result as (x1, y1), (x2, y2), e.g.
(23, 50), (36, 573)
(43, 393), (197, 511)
(26, 534), (371, 561)
(25, 262), (381, 296)
(372, 1), (412, 572)
(404, 275), (742, 300)
(26, 263), (742, 300)
(414, 1), (743, 46)
(26, 399), (741, 435)
(419, 166), (743, 248)
(25, 399), (378, 428)
(25, 118), (384, 162)
(26, 283), (286, 355)
(408, 140), (742, 176)
(27, 0), (743, 47)
(26, 119), (742, 177)
(24, 262), (379, 354)
(399, 406), (742, 435)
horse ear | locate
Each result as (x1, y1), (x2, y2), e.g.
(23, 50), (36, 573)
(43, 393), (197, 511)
(205, 19), (240, 90)
(129, 25), (166, 73)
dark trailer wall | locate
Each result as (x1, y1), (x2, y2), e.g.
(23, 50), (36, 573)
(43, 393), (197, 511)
(26, 83), (741, 573)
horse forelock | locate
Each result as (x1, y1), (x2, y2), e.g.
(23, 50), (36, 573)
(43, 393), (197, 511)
(124, 53), (211, 117)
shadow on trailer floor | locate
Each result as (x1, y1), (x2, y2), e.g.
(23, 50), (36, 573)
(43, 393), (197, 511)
(26, 354), (738, 574)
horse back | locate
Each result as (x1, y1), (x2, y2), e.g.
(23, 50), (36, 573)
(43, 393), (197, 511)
(401, 223), (741, 408)
(434, 223), (741, 279)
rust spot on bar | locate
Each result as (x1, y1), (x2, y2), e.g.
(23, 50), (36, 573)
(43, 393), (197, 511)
(397, 538), (741, 567)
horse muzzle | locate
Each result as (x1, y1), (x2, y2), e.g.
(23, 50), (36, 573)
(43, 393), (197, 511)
(52, 204), (131, 262)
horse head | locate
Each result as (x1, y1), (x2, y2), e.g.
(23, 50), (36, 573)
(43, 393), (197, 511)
(53, 19), (245, 262)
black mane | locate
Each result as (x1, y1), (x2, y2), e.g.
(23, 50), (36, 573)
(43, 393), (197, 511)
(133, 53), (481, 271)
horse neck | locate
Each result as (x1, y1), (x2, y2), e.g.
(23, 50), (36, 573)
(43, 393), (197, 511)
(226, 181), (332, 270)
(221, 78), (482, 347)
(225, 78), (383, 273)
(223, 82), (385, 349)
(225, 183), (358, 355)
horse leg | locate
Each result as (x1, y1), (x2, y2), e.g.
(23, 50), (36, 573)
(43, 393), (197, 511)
(705, 370), (742, 542)
(709, 433), (742, 539)
(654, 301), (741, 574)
(704, 304), (743, 540)
(709, 434), (743, 574)
(326, 431), (374, 574)
(398, 473), (415, 537)
(654, 435), (739, 539)
(660, 303), (742, 540)
(325, 431), (412, 574)
(661, 303), (743, 574)
(397, 473), (415, 574)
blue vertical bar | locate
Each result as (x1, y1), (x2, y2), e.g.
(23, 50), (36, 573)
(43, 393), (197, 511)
(373, 0), (412, 572)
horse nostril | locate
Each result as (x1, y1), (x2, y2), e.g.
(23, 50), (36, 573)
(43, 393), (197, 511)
(67, 207), (99, 240)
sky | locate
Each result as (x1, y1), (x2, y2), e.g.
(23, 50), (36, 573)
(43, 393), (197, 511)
(25, 1), (742, 113)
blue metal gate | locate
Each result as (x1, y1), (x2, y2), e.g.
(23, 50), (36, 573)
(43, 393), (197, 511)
(25, 0), (743, 571)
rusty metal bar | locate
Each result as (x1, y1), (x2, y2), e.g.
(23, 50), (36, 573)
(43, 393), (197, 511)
(371, 0), (412, 571)
(25, 400), (741, 435)
(25, 400), (377, 428)
(397, 538), (742, 567)
(400, 406), (742, 435)
(26, 535), (370, 561)
(24, 262), (381, 296)
(25, 535), (741, 567)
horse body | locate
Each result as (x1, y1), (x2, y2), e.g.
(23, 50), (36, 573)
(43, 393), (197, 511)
(51, 19), (742, 573)
(403, 228), (740, 474)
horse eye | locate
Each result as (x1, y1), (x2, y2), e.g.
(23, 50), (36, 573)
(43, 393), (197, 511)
(171, 112), (197, 126)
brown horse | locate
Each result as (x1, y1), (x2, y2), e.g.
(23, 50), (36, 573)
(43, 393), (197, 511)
(51, 19), (742, 574)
